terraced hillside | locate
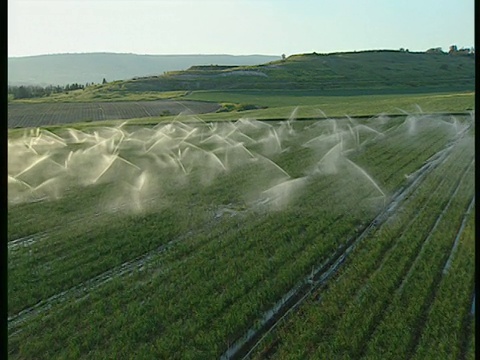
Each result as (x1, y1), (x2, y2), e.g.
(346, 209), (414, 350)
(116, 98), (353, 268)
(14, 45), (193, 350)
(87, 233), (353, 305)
(119, 50), (474, 93)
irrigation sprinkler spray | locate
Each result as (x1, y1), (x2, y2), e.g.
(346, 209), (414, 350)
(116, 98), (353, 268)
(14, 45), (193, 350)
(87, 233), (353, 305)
(12, 112), (450, 213)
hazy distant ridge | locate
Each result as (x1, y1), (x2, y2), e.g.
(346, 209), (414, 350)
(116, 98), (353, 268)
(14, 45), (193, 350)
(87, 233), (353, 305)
(8, 53), (281, 86)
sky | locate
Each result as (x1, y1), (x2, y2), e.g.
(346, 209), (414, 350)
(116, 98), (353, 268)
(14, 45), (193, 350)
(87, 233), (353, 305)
(8, 0), (475, 57)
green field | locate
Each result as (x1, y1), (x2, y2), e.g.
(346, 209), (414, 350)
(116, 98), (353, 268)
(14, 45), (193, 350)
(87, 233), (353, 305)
(184, 90), (474, 119)
(8, 109), (475, 358)
(7, 91), (475, 129)
(7, 48), (476, 358)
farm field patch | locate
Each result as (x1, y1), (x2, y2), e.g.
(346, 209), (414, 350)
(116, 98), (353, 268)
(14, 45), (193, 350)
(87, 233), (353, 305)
(8, 111), (474, 358)
(7, 100), (221, 128)
(8, 91), (474, 130)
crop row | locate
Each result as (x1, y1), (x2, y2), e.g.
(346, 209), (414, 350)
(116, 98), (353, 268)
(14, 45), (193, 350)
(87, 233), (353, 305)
(351, 114), (466, 192)
(8, 115), (452, 318)
(250, 129), (474, 358)
(8, 115), (472, 358)
(222, 119), (466, 358)
(411, 205), (475, 359)
(9, 174), (382, 357)
(7, 100), (220, 128)
(361, 160), (474, 358)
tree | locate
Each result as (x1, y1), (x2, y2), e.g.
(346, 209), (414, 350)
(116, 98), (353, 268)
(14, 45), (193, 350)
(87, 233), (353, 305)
(13, 86), (32, 99)
(281, 54), (286, 61)
(102, 78), (107, 84)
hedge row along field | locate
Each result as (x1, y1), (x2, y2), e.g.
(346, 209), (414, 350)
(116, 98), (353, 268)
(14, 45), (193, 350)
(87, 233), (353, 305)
(7, 100), (221, 128)
(8, 111), (474, 359)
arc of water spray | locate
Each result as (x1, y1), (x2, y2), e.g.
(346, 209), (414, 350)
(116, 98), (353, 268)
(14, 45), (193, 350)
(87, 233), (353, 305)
(41, 130), (68, 147)
(317, 109), (328, 119)
(317, 142), (342, 164)
(346, 115), (357, 127)
(271, 128), (282, 150)
(66, 128), (85, 144)
(116, 155), (142, 171)
(162, 152), (182, 170)
(177, 128), (199, 146)
(355, 124), (385, 145)
(108, 128), (126, 153)
(255, 154), (291, 179)
(123, 171), (147, 192)
(345, 158), (386, 204)
(8, 175), (33, 190)
(288, 106), (299, 122)
(176, 158), (188, 174)
(32, 177), (59, 192)
(183, 142), (227, 171)
(92, 154), (118, 184)
(355, 124), (384, 137)
(228, 129), (256, 145)
(25, 140), (39, 155)
(346, 124), (358, 148)
(414, 104), (424, 114)
(64, 151), (73, 169)
(329, 118), (337, 134)
(200, 133), (237, 147)
(144, 134), (174, 154)
(167, 150), (188, 174)
(14, 155), (50, 178)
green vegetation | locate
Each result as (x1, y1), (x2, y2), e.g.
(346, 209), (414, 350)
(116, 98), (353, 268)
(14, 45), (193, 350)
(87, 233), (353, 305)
(8, 112), (474, 358)
(7, 48), (475, 358)
(186, 90), (474, 118)
(248, 122), (474, 359)
(113, 50), (474, 94)
(9, 81), (188, 103)
(8, 91), (475, 129)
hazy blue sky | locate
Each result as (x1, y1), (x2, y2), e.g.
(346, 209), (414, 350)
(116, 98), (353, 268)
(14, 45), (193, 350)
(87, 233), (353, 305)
(8, 0), (474, 57)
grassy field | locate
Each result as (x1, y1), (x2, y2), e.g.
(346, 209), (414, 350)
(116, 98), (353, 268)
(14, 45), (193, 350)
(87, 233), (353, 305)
(7, 48), (476, 358)
(7, 91), (475, 129)
(184, 90), (475, 118)
(8, 109), (475, 358)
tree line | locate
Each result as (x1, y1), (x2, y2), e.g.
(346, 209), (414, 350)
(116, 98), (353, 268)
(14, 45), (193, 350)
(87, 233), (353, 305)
(8, 78), (108, 99)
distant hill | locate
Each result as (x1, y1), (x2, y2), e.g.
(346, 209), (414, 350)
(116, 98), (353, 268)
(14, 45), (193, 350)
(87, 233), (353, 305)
(114, 50), (474, 94)
(7, 53), (281, 86)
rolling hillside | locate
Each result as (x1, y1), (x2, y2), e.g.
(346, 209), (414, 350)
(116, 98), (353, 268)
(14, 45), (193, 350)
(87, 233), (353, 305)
(7, 53), (280, 86)
(115, 50), (474, 94)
